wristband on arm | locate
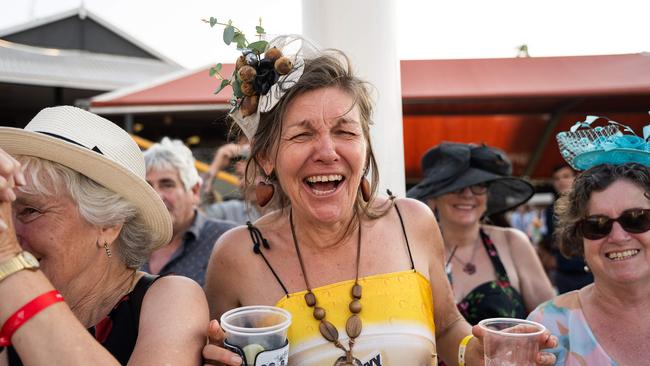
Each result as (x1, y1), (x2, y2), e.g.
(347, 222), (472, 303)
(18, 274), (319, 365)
(458, 334), (475, 366)
(0, 290), (64, 347)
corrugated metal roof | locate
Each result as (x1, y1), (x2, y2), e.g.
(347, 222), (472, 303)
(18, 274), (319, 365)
(401, 53), (650, 100)
(0, 39), (182, 91)
(0, 6), (181, 67)
(89, 53), (650, 111)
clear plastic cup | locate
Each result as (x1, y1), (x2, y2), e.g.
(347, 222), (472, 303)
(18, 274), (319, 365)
(221, 306), (291, 365)
(478, 318), (546, 366)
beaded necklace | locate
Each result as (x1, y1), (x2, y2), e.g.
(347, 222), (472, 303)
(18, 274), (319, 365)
(289, 210), (363, 366)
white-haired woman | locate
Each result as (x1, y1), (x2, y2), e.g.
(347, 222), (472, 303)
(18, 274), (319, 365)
(0, 106), (208, 365)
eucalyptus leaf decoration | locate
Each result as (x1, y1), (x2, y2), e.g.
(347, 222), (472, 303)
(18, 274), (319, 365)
(203, 17), (268, 108)
(204, 17), (304, 140)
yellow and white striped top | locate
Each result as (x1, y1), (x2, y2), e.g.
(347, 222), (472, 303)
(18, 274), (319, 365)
(276, 270), (437, 366)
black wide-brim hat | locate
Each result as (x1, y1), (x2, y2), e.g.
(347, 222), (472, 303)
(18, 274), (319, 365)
(407, 142), (534, 216)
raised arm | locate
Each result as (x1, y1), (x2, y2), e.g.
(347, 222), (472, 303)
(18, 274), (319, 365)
(0, 201), (121, 365)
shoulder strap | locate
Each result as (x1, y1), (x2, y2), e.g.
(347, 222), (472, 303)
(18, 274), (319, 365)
(479, 229), (510, 283)
(393, 201), (416, 270)
(7, 346), (22, 366)
(130, 273), (163, 332)
(246, 222), (289, 296)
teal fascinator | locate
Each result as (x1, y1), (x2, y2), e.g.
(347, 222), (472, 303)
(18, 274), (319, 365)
(556, 114), (650, 171)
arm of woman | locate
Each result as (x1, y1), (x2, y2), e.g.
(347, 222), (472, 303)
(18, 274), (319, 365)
(202, 228), (248, 366)
(395, 199), (556, 365)
(394, 198), (478, 365)
(127, 276), (209, 366)
(204, 228), (247, 319)
(506, 229), (555, 312)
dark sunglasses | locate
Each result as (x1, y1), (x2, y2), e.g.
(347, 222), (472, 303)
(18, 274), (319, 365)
(453, 183), (489, 195)
(577, 208), (650, 240)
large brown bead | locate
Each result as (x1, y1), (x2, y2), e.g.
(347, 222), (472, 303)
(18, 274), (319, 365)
(319, 320), (339, 342)
(235, 55), (247, 70)
(304, 292), (316, 307)
(264, 47), (283, 61)
(313, 306), (326, 320)
(346, 314), (362, 338)
(274, 57), (293, 75)
(237, 65), (257, 83)
(240, 82), (256, 96)
(351, 284), (362, 299)
(239, 95), (258, 117)
(349, 299), (362, 314)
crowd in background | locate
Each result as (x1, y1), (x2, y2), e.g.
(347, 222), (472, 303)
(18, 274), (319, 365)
(2, 33), (646, 366)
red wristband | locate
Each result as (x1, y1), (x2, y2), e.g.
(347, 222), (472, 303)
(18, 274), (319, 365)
(0, 290), (64, 346)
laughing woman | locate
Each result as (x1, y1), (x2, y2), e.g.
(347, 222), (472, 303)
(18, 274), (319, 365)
(202, 38), (556, 366)
(0, 106), (208, 365)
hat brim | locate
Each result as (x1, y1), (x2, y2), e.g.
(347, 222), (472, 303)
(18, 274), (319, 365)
(407, 168), (500, 201)
(486, 177), (535, 216)
(407, 167), (534, 216)
(574, 148), (650, 171)
(0, 127), (172, 247)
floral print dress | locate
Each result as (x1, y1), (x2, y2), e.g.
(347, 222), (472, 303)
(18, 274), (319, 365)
(528, 291), (618, 366)
(451, 230), (526, 325)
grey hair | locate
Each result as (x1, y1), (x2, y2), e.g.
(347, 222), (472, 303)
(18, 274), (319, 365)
(143, 137), (201, 191)
(16, 156), (155, 268)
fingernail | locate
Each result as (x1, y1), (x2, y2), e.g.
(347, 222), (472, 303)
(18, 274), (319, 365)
(0, 219), (7, 231)
(231, 355), (243, 365)
(8, 189), (16, 201)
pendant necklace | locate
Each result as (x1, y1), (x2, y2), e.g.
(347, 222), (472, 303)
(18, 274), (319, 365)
(289, 209), (363, 366)
(449, 238), (480, 275)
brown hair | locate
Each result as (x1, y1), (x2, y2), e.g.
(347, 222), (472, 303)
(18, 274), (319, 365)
(555, 163), (650, 258)
(236, 49), (388, 219)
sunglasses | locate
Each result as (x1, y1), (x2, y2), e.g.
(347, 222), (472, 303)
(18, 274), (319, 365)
(453, 183), (489, 195)
(577, 208), (650, 240)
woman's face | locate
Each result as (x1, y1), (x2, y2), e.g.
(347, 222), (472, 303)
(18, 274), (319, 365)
(583, 179), (650, 285)
(431, 184), (488, 227)
(13, 177), (102, 293)
(266, 86), (367, 223)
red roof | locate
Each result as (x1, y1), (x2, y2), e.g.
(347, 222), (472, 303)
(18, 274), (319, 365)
(402, 53), (650, 100)
(90, 53), (650, 109)
(90, 64), (235, 107)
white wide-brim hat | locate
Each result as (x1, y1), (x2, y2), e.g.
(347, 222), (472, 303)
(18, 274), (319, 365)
(0, 106), (172, 247)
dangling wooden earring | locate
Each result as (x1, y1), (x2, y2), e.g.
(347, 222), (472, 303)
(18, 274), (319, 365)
(104, 241), (112, 258)
(360, 177), (371, 202)
(256, 176), (275, 207)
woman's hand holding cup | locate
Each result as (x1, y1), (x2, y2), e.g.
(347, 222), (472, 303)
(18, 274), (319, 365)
(203, 319), (244, 366)
(472, 318), (557, 365)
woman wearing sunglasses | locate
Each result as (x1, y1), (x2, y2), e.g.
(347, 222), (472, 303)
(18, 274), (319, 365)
(408, 142), (555, 329)
(528, 162), (650, 365)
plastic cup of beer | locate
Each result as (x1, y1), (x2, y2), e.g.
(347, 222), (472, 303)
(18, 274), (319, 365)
(478, 318), (546, 366)
(221, 305), (292, 366)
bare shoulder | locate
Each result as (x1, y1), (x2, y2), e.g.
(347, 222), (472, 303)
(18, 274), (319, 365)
(485, 225), (531, 248)
(210, 225), (255, 266)
(143, 275), (207, 309)
(392, 197), (436, 226)
(133, 275), (208, 365)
